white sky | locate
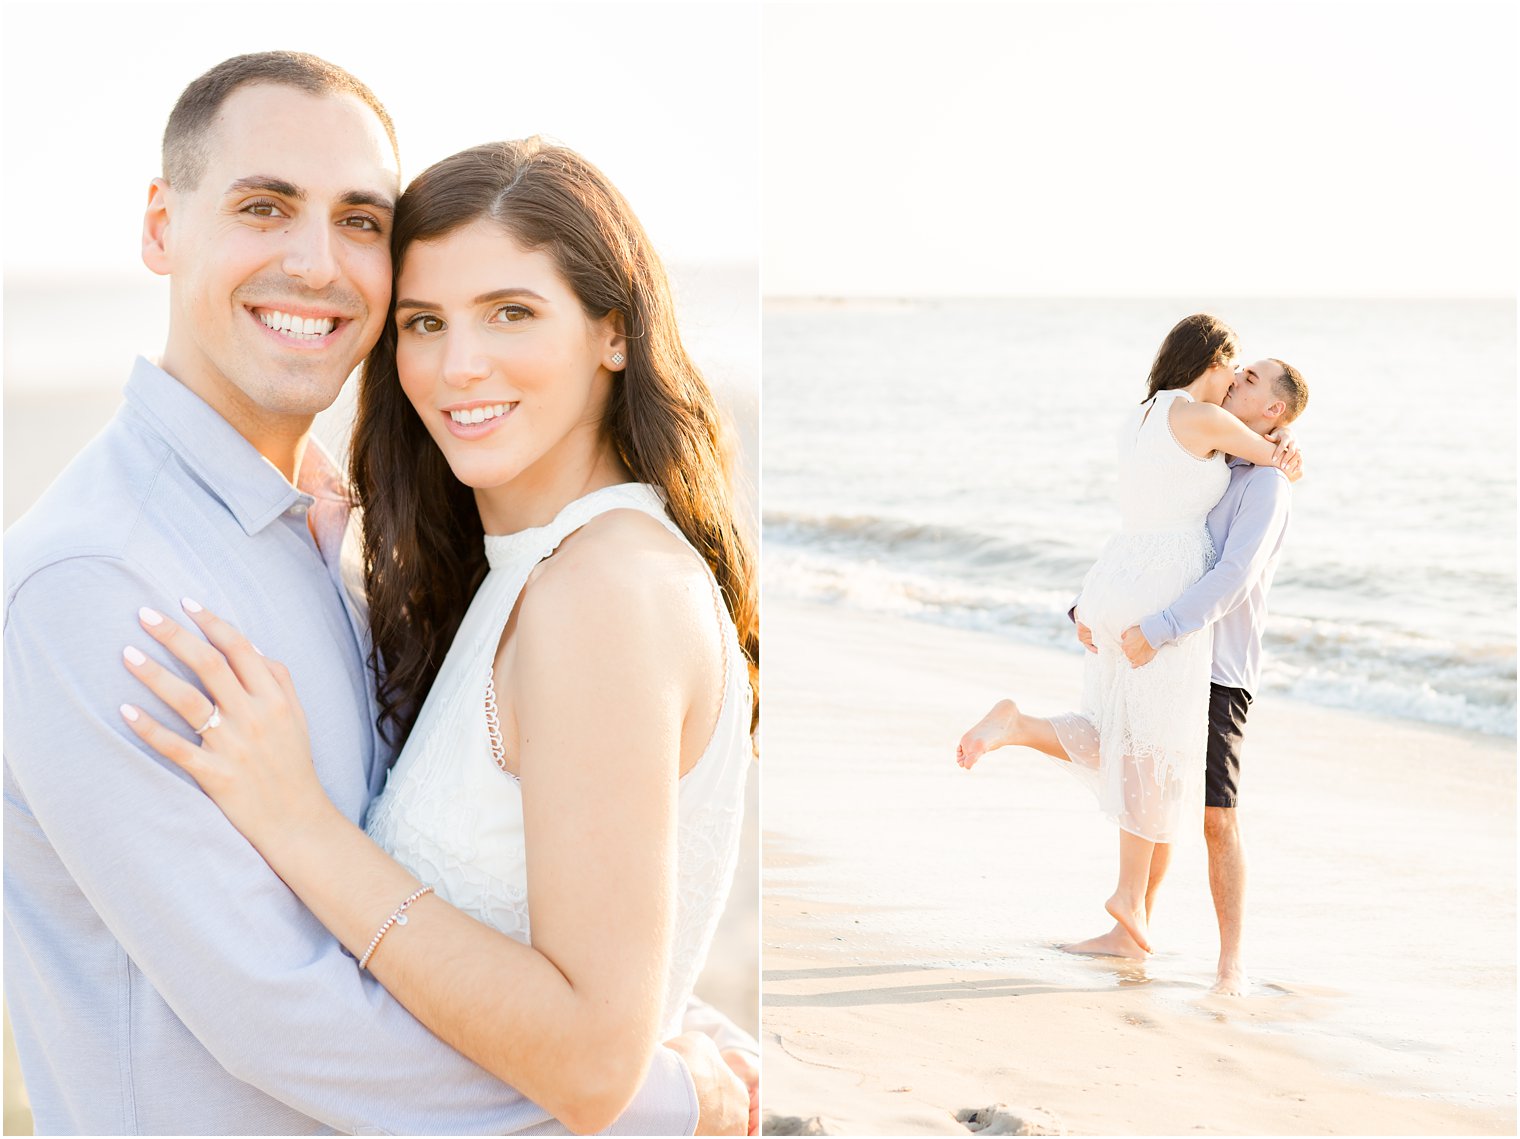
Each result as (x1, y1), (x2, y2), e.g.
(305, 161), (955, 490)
(1, 0), (760, 277)
(763, 0), (1518, 297)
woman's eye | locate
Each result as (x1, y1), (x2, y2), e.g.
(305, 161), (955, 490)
(403, 314), (444, 334)
(492, 304), (532, 323)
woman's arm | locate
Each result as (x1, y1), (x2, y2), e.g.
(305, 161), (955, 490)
(1169, 398), (1294, 469)
(120, 544), (702, 1134)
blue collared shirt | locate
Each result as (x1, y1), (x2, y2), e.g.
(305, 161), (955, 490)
(4, 358), (698, 1135)
(1137, 458), (1293, 696)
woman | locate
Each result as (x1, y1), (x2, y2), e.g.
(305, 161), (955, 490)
(955, 314), (1295, 955)
(120, 139), (757, 1134)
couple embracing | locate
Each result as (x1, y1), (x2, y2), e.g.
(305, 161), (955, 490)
(958, 314), (1309, 994)
(5, 53), (756, 1135)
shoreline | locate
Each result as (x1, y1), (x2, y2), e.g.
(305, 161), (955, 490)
(761, 597), (1516, 1135)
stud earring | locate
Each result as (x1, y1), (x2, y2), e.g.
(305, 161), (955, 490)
(611, 352), (625, 366)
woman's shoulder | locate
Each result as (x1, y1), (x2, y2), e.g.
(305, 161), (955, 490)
(522, 506), (713, 630)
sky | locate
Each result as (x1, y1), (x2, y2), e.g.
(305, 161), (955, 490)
(1, 0), (761, 278)
(763, 0), (1518, 297)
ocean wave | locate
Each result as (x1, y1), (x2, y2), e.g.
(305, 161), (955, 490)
(764, 543), (1517, 738)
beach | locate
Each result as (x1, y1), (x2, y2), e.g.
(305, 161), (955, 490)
(761, 599), (1516, 1135)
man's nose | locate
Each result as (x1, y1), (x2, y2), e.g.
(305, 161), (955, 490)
(281, 217), (341, 291)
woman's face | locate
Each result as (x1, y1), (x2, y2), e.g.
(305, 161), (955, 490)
(1198, 356), (1240, 404)
(393, 218), (624, 495)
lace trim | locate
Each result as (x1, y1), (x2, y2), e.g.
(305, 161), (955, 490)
(484, 669), (519, 783)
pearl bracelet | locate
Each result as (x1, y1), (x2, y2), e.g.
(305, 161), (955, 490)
(358, 885), (434, 971)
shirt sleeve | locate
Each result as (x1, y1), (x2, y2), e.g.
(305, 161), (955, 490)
(3, 554), (697, 1136)
(1138, 473), (1291, 649)
(681, 994), (759, 1057)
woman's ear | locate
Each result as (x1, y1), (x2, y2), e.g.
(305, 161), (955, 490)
(604, 310), (628, 372)
(142, 178), (173, 276)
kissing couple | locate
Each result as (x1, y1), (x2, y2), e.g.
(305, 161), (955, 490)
(957, 313), (1308, 994)
(5, 52), (757, 1135)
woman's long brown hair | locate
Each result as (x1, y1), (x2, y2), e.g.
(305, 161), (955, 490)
(351, 139), (758, 747)
(1144, 313), (1239, 400)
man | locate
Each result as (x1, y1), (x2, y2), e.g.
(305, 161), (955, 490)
(1065, 358), (1308, 995)
(4, 52), (751, 1135)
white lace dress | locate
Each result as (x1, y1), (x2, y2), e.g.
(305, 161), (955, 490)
(364, 483), (752, 1040)
(1050, 389), (1230, 843)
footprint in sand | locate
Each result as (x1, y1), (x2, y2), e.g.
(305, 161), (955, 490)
(762, 1113), (836, 1135)
(955, 1103), (1064, 1135)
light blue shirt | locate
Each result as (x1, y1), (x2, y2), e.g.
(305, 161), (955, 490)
(4, 358), (699, 1135)
(1137, 458), (1293, 696)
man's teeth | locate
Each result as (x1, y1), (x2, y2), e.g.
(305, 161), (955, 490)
(450, 404), (511, 425)
(257, 310), (338, 339)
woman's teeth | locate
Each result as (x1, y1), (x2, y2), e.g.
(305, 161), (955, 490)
(258, 310), (337, 339)
(450, 404), (511, 425)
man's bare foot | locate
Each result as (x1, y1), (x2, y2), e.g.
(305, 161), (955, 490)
(1211, 960), (1249, 995)
(957, 699), (1021, 769)
(1104, 892), (1152, 953)
(1061, 922), (1148, 960)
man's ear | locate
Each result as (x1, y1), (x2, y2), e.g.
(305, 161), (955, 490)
(1264, 398), (1288, 422)
(142, 178), (173, 277)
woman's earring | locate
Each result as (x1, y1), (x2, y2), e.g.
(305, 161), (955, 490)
(611, 352), (625, 366)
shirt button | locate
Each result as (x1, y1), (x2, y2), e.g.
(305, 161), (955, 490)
(288, 503), (309, 517)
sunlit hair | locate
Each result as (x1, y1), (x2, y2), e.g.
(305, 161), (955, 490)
(351, 138), (758, 747)
(162, 51), (397, 189)
(1143, 313), (1240, 400)
(1269, 359), (1309, 424)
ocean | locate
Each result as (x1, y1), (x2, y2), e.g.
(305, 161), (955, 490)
(763, 297), (1517, 737)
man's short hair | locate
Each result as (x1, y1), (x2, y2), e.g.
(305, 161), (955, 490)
(162, 51), (397, 188)
(1269, 359), (1309, 424)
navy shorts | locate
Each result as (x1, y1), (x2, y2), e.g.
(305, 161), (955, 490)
(1205, 683), (1252, 808)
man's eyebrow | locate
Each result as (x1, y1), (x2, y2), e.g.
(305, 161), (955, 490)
(226, 176), (304, 200)
(341, 190), (395, 213)
(394, 287), (549, 311)
(1243, 367), (1258, 380)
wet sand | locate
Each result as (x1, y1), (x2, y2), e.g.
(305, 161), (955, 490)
(762, 598), (1516, 1135)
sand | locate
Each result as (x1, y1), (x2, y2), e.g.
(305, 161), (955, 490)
(761, 598), (1516, 1136)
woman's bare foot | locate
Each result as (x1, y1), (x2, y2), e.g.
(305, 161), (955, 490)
(1104, 891), (1152, 953)
(1060, 923), (1149, 960)
(1211, 958), (1249, 995)
(956, 699), (1022, 769)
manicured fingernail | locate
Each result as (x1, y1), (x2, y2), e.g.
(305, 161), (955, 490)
(123, 645), (146, 666)
(139, 607), (163, 626)
(181, 597), (203, 614)
(119, 704), (140, 722)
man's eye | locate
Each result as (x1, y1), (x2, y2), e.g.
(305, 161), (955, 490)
(340, 215), (381, 232)
(244, 200), (286, 219)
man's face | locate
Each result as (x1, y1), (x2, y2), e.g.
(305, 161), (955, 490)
(148, 83), (399, 426)
(1222, 358), (1288, 431)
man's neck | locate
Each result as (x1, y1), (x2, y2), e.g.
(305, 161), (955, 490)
(156, 351), (315, 485)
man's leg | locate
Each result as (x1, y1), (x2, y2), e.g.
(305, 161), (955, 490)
(1205, 807), (1247, 993)
(1203, 684), (1252, 994)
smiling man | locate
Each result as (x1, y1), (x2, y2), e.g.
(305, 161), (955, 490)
(3, 52), (747, 1135)
(1067, 357), (1309, 993)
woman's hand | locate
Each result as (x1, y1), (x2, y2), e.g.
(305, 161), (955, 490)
(119, 599), (335, 849)
(1265, 425), (1299, 471)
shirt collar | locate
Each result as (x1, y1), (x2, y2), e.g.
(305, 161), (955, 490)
(123, 356), (347, 535)
(1227, 456), (1255, 470)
